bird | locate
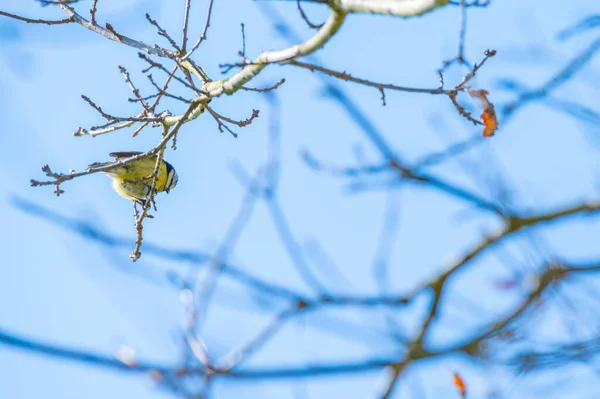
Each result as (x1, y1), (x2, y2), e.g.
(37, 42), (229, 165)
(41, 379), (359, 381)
(88, 151), (178, 204)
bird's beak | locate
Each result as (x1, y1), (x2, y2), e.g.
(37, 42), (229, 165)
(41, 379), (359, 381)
(165, 188), (170, 194)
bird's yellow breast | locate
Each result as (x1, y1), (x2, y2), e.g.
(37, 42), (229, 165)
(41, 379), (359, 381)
(106, 159), (168, 201)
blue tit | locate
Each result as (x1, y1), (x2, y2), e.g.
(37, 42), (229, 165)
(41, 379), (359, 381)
(89, 151), (178, 203)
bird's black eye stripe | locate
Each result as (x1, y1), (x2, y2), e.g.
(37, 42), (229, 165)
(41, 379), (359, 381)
(164, 161), (177, 191)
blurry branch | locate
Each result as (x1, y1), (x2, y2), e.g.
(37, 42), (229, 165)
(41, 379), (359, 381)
(412, 134), (482, 169)
(2, 251), (599, 384)
(502, 37), (600, 117)
(0, 322), (399, 381)
(264, 193), (329, 293)
(252, 21), (600, 391)
(0, 322), (400, 379)
(448, 261), (600, 359)
(14, 193), (600, 313)
(185, 171), (267, 370)
(508, 310), (600, 372)
(0, 320), (399, 380)
(304, 149), (505, 214)
(225, 172), (329, 296)
(6, 194), (600, 386)
(0, 327), (171, 374)
(543, 97), (600, 126)
(226, 357), (400, 379)
(402, 200), (600, 304)
(369, 208), (600, 397)
(557, 15), (600, 40)
(513, 338), (600, 373)
(372, 191), (401, 292)
(217, 304), (302, 370)
(10, 197), (305, 302)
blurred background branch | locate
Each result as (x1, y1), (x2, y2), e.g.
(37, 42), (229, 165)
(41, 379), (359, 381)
(0, 0), (599, 398)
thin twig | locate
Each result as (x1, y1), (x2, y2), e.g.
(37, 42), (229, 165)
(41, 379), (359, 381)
(90, 0), (99, 25)
(58, 3), (176, 57)
(296, 0), (324, 29)
(181, 0), (192, 52)
(183, 0), (215, 59)
(0, 10), (74, 25)
(241, 78), (286, 93)
(139, 53), (202, 94)
(119, 65), (150, 111)
(217, 305), (301, 371)
(146, 13), (181, 51)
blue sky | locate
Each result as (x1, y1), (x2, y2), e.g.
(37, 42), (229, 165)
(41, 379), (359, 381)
(1, 0), (599, 398)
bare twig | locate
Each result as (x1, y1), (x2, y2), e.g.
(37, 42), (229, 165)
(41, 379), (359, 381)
(503, 37), (600, 117)
(0, 10), (73, 25)
(241, 78), (286, 93)
(288, 49), (496, 120)
(146, 74), (192, 104)
(181, 0), (192, 52)
(57, 3), (176, 57)
(296, 0), (324, 29)
(217, 304), (301, 370)
(80, 95), (160, 123)
(74, 120), (138, 137)
(138, 53), (202, 94)
(119, 65), (150, 111)
(90, 0), (99, 25)
(183, 0), (216, 59)
(146, 13), (181, 51)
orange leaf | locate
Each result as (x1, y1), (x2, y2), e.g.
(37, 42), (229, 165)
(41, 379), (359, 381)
(468, 88), (498, 137)
(453, 372), (467, 398)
